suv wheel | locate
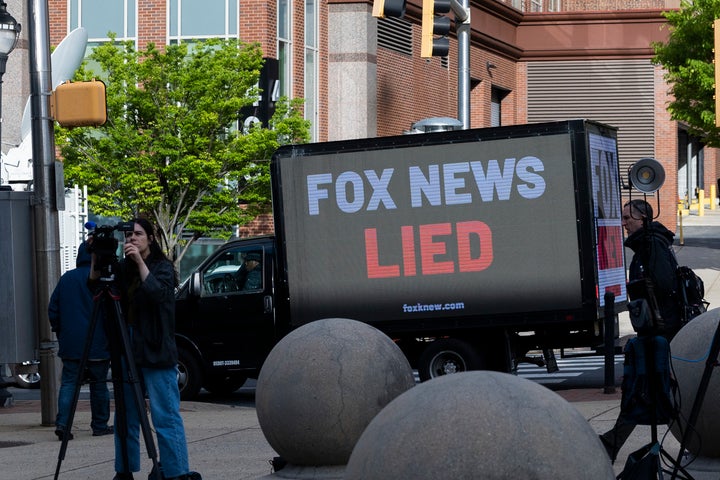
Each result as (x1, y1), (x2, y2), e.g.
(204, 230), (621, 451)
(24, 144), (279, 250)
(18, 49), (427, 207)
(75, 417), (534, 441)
(177, 347), (202, 401)
(12, 361), (40, 389)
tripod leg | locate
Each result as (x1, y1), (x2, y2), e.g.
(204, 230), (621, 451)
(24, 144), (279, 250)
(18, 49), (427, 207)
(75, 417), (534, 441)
(109, 295), (163, 476)
(660, 448), (694, 480)
(53, 293), (104, 480)
(105, 298), (134, 475)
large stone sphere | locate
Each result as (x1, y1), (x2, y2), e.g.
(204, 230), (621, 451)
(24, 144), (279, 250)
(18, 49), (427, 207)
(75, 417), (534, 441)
(255, 318), (415, 466)
(669, 308), (720, 457)
(345, 371), (614, 480)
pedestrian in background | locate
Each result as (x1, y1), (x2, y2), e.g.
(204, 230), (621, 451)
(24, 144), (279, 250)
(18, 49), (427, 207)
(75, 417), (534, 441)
(600, 199), (679, 462)
(50, 241), (113, 440)
(620, 199), (681, 338)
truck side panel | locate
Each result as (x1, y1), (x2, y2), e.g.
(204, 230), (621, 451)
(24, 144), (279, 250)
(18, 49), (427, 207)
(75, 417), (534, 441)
(272, 120), (623, 329)
(587, 131), (627, 308)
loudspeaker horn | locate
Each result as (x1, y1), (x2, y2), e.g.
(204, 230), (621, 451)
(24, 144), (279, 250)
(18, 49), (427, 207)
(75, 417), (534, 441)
(629, 158), (665, 194)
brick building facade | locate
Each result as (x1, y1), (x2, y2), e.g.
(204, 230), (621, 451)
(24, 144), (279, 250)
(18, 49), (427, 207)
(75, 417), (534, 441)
(10, 0), (715, 232)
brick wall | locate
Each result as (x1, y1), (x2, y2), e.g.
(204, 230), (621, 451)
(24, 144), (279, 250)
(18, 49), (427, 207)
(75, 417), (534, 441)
(241, 0), (276, 56)
(48, 2), (67, 40)
(137, 0), (165, 50)
(654, 64), (679, 231)
(238, 212), (275, 237)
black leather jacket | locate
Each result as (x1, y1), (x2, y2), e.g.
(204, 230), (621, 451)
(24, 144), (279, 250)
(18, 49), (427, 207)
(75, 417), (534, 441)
(625, 221), (680, 337)
(118, 255), (178, 368)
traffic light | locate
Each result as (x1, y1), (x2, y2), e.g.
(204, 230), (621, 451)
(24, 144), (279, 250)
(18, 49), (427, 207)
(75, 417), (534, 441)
(51, 80), (108, 127)
(715, 19), (720, 127)
(421, 0), (451, 57)
(372, 0), (405, 18)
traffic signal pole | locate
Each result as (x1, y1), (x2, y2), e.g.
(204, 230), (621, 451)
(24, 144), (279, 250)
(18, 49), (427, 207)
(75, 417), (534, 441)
(453, 0), (470, 129)
(27, 0), (61, 426)
(374, 0), (470, 129)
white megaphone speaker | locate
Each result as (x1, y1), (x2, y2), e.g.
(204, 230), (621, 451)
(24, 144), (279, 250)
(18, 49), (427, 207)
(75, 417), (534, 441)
(628, 158), (665, 194)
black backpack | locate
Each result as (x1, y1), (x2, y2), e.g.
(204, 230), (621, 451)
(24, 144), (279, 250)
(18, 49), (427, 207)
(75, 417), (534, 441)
(676, 265), (708, 324)
(669, 247), (709, 324)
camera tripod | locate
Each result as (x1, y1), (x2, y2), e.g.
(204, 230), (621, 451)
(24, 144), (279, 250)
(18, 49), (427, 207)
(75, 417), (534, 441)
(53, 278), (161, 479)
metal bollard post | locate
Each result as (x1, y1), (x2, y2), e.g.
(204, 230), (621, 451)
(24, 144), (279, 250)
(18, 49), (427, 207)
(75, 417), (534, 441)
(603, 291), (616, 394)
(698, 189), (705, 216)
(711, 184), (717, 210)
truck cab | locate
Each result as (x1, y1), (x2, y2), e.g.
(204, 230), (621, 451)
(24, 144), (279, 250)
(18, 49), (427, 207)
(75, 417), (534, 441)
(174, 236), (283, 399)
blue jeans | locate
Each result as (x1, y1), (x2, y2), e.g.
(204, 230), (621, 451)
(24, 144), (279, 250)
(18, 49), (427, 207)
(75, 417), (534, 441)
(56, 359), (111, 433)
(114, 364), (189, 478)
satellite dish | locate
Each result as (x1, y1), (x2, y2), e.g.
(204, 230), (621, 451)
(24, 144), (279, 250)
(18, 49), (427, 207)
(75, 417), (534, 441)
(628, 158), (665, 194)
(2, 28), (88, 188)
(20, 27), (88, 139)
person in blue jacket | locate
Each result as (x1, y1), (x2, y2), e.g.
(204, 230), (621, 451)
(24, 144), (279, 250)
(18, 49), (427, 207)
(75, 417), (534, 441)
(49, 241), (113, 440)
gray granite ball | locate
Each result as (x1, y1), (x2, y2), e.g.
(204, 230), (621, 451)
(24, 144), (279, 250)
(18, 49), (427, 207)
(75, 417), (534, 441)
(669, 308), (720, 457)
(255, 318), (415, 466)
(345, 371), (614, 480)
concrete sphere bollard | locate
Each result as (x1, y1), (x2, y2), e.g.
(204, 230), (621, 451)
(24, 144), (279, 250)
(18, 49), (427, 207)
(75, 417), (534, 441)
(255, 318), (415, 466)
(345, 371), (614, 480)
(669, 308), (720, 457)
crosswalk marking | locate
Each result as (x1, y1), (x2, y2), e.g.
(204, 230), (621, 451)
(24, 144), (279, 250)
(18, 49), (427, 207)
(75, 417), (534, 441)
(517, 354), (624, 385)
(412, 355), (624, 385)
(519, 372), (584, 378)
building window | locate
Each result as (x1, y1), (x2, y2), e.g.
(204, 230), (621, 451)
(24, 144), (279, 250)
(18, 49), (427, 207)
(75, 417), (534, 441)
(168, 0), (239, 43)
(70, 0), (137, 41)
(278, 0), (292, 99)
(501, 0), (560, 11)
(491, 86), (509, 127)
(304, 0), (318, 140)
(69, 0), (137, 73)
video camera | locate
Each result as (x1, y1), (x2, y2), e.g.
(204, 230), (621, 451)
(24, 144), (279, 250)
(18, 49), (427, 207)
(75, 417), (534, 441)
(85, 221), (135, 279)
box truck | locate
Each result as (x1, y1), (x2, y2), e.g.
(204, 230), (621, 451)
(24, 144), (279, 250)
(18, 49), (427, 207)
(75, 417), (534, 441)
(174, 119), (627, 399)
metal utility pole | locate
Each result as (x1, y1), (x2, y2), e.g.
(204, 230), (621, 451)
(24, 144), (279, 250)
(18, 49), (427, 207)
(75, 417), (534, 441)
(453, 0), (470, 129)
(27, 0), (60, 425)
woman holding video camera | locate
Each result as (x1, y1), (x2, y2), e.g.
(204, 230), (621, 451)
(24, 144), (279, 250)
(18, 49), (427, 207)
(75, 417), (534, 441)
(89, 217), (197, 480)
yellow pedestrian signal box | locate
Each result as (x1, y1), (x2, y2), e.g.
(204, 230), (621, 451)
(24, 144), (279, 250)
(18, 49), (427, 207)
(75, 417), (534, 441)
(51, 80), (108, 127)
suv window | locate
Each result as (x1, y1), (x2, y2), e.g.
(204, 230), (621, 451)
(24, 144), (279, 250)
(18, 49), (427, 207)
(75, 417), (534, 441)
(203, 248), (264, 295)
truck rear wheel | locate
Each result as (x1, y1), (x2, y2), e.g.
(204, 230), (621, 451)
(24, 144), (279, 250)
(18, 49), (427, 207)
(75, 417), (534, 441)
(177, 347), (202, 401)
(418, 339), (484, 382)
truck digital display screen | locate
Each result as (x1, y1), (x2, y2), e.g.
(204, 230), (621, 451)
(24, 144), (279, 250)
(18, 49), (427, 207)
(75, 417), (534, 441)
(275, 128), (616, 326)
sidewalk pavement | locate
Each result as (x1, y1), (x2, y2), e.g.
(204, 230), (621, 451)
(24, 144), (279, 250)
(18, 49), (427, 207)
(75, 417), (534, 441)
(1, 210), (719, 480)
(1, 389), (713, 480)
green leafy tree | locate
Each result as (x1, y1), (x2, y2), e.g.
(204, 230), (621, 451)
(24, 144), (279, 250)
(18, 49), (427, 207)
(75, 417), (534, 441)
(58, 37), (310, 268)
(653, 0), (720, 146)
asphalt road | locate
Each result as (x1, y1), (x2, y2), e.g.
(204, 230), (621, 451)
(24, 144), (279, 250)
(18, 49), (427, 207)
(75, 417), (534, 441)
(674, 225), (720, 269)
(5, 354), (616, 408)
